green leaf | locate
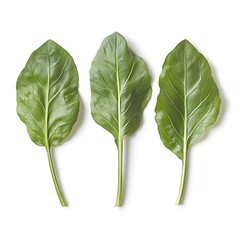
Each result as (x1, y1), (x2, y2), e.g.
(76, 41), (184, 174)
(90, 32), (152, 206)
(17, 40), (80, 206)
(155, 39), (221, 204)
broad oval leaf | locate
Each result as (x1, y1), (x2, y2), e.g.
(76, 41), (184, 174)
(90, 32), (152, 143)
(155, 39), (221, 160)
(17, 40), (80, 147)
(16, 40), (80, 206)
(155, 40), (221, 204)
(90, 32), (152, 206)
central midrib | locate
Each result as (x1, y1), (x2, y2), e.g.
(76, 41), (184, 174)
(115, 39), (121, 144)
(45, 54), (51, 146)
(183, 45), (188, 161)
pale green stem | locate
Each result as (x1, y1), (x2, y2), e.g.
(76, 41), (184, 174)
(115, 139), (123, 207)
(45, 146), (67, 207)
(175, 152), (187, 205)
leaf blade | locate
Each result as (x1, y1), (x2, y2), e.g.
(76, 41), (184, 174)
(17, 40), (80, 147)
(90, 32), (152, 142)
(155, 39), (221, 160)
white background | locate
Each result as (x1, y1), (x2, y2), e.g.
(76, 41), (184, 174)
(0, 0), (239, 239)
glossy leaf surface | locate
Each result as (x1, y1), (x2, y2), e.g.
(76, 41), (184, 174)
(90, 32), (152, 143)
(17, 40), (80, 206)
(17, 40), (80, 147)
(90, 32), (152, 206)
(155, 39), (221, 204)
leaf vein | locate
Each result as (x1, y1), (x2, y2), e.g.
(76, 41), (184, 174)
(95, 110), (118, 135)
(163, 86), (184, 120)
(161, 102), (184, 141)
(27, 89), (45, 111)
(166, 73), (184, 101)
(120, 60), (136, 94)
(21, 101), (44, 134)
(188, 90), (212, 118)
(50, 57), (69, 88)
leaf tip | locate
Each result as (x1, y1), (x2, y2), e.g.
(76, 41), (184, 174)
(181, 39), (192, 46)
(111, 31), (124, 39)
(113, 31), (121, 35)
(180, 39), (197, 50)
(45, 39), (57, 45)
(43, 39), (61, 49)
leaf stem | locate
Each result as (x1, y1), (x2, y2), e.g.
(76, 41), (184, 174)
(175, 152), (187, 205)
(45, 146), (67, 207)
(115, 139), (123, 207)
